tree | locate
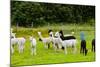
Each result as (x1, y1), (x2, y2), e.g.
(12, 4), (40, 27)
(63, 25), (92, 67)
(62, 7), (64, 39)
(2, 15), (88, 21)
(11, 1), (95, 27)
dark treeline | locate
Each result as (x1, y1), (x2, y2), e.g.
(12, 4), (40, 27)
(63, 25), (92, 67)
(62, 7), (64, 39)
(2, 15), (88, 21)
(11, 1), (95, 27)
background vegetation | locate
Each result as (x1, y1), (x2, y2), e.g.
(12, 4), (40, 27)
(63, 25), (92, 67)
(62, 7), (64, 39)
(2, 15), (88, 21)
(11, 1), (95, 27)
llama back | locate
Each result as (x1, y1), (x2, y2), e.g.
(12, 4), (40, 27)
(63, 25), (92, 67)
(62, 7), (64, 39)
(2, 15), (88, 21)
(64, 39), (77, 47)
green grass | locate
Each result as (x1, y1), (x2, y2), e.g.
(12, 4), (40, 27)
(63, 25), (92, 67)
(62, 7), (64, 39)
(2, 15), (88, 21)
(11, 24), (95, 66)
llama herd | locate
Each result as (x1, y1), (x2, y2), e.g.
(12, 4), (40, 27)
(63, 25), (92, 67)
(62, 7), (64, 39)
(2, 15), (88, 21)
(11, 29), (95, 56)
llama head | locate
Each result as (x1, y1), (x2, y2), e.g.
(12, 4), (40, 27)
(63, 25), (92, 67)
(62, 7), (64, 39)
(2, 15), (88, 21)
(71, 32), (74, 35)
(11, 28), (13, 32)
(38, 32), (41, 35)
(29, 36), (33, 41)
(59, 30), (64, 36)
(11, 33), (16, 38)
(55, 32), (60, 37)
(49, 31), (53, 37)
(48, 29), (52, 33)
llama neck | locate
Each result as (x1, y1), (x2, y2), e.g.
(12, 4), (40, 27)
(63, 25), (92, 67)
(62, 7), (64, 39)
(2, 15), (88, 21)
(30, 38), (33, 42)
(38, 34), (43, 40)
(59, 31), (64, 37)
(58, 36), (63, 43)
(61, 33), (64, 37)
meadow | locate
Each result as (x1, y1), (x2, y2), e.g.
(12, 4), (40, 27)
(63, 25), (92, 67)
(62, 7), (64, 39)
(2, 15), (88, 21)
(11, 24), (95, 66)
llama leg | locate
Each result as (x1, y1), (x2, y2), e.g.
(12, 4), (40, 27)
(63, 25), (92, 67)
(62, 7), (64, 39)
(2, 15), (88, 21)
(83, 48), (85, 55)
(48, 43), (50, 48)
(18, 45), (21, 53)
(58, 44), (61, 51)
(18, 42), (21, 53)
(56, 44), (59, 49)
(21, 45), (24, 53)
(54, 44), (56, 51)
(20, 45), (22, 53)
(31, 47), (33, 55)
(34, 47), (36, 55)
(72, 45), (74, 53)
(64, 46), (67, 54)
(11, 45), (14, 54)
(84, 40), (86, 55)
(31, 46), (36, 55)
(92, 39), (95, 52)
(53, 43), (57, 51)
(20, 44), (23, 53)
(92, 44), (93, 52)
(55, 44), (58, 50)
(83, 47), (87, 55)
(85, 48), (88, 56)
(94, 45), (95, 52)
(44, 43), (48, 49)
(73, 46), (77, 54)
(61, 46), (64, 50)
(80, 41), (82, 53)
(19, 44), (23, 53)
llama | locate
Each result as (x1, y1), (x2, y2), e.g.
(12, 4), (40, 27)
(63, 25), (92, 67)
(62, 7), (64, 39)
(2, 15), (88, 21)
(49, 31), (62, 51)
(80, 31), (88, 56)
(80, 40), (88, 56)
(55, 32), (77, 54)
(29, 36), (37, 55)
(48, 30), (53, 48)
(92, 38), (95, 52)
(11, 29), (17, 54)
(11, 37), (26, 54)
(59, 30), (76, 50)
(38, 32), (52, 49)
(11, 38), (18, 54)
(17, 37), (26, 53)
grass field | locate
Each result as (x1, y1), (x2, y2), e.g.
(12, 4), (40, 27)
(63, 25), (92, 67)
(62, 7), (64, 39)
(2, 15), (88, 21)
(11, 24), (95, 66)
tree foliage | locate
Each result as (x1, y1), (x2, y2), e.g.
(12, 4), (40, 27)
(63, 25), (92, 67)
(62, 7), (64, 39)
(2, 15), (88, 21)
(11, 1), (95, 27)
